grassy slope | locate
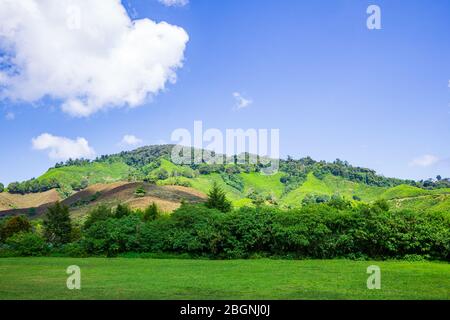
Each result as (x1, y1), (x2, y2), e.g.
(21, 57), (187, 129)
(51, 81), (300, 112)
(389, 194), (450, 215)
(281, 173), (386, 206)
(239, 172), (285, 198)
(0, 258), (448, 300)
(190, 173), (243, 201)
(8, 158), (450, 214)
(39, 162), (130, 187)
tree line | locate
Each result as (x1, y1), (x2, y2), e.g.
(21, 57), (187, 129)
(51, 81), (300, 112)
(1, 184), (448, 261)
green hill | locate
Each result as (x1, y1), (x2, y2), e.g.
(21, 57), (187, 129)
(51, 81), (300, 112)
(39, 161), (130, 188)
(2, 144), (450, 215)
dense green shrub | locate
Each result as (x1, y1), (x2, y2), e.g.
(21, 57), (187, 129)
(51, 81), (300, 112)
(83, 215), (143, 256)
(52, 242), (87, 257)
(43, 202), (72, 245)
(0, 216), (32, 241)
(139, 204), (222, 255)
(6, 232), (47, 256)
(84, 205), (112, 230)
(3, 200), (449, 260)
(219, 206), (276, 258)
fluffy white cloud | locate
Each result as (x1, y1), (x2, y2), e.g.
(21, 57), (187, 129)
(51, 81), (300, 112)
(32, 133), (96, 160)
(409, 155), (440, 167)
(233, 92), (253, 110)
(159, 0), (189, 7)
(120, 134), (143, 146)
(0, 0), (189, 117)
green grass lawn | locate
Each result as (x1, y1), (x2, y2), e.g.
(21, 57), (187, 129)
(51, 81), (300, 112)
(0, 258), (448, 300)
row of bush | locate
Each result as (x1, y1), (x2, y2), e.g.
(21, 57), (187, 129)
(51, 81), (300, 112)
(1, 198), (448, 260)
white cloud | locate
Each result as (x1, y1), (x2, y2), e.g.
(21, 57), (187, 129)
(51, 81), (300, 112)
(5, 112), (15, 120)
(409, 155), (440, 168)
(120, 134), (143, 146)
(159, 0), (189, 7)
(233, 92), (253, 110)
(0, 0), (189, 117)
(32, 133), (96, 161)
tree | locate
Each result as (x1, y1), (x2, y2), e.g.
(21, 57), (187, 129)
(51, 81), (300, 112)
(43, 202), (72, 245)
(205, 182), (232, 213)
(372, 199), (390, 212)
(84, 205), (112, 230)
(436, 175), (442, 181)
(0, 183), (4, 193)
(143, 202), (159, 222)
(114, 204), (132, 219)
(0, 216), (32, 241)
(6, 232), (47, 256)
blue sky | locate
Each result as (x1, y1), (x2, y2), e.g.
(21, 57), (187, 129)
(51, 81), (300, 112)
(0, 0), (449, 184)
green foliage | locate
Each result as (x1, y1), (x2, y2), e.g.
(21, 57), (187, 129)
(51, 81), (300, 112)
(43, 202), (72, 245)
(6, 232), (47, 256)
(221, 173), (244, 192)
(83, 215), (143, 256)
(302, 193), (331, 205)
(0, 216), (32, 241)
(372, 199), (390, 212)
(71, 179), (88, 191)
(84, 205), (112, 230)
(134, 186), (146, 197)
(83, 202), (449, 260)
(327, 195), (352, 210)
(148, 168), (169, 182)
(206, 182), (232, 213)
(114, 204), (132, 219)
(143, 203), (159, 222)
(139, 204), (223, 255)
(7, 178), (60, 194)
(0, 182), (4, 193)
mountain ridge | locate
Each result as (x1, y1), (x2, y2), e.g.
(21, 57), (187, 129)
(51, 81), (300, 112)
(1, 144), (449, 217)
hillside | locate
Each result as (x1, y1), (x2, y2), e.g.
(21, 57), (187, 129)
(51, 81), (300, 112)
(0, 182), (206, 219)
(1, 144), (449, 218)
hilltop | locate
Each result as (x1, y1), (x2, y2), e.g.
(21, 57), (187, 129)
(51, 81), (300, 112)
(1, 145), (450, 218)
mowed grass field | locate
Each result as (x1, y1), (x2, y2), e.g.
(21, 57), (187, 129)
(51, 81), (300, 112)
(0, 258), (448, 300)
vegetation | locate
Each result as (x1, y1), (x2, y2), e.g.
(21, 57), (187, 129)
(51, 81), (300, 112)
(0, 216), (31, 241)
(7, 178), (60, 195)
(5, 233), (47, 257)
(0, 258), (448, 299)
(142, 203), (159, 222)
(1, 145), (449, 228)
(134, 186), (146, 197)
(0, 183), (4, 193)
(4, 145), (449, 200)
(1, 194), (448, 260)
(205, 182), (232, 213)
(43, 202), (72, 245)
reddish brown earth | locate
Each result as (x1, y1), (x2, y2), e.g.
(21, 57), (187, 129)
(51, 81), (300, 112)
(0, 182), (207, 219)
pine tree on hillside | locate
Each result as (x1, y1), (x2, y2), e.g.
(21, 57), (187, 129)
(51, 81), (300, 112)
(43, 202), (72, 245)
(206, 182), (232, 213)
(143, 202), (159, 222)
